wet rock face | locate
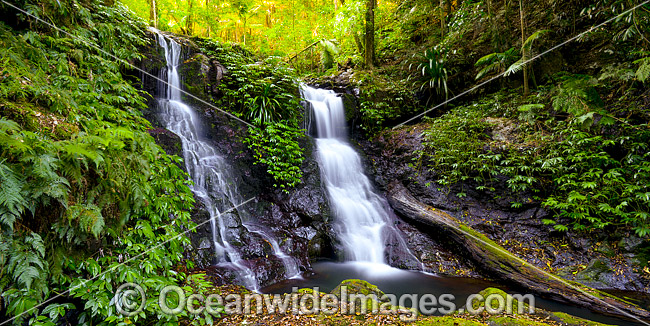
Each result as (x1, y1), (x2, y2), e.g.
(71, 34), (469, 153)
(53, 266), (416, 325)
(147, 128), (182, 157)
(139, 32), (337, 288)
(359, 125), (650, 293)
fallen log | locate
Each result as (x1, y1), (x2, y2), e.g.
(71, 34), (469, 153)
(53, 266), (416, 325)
(386, 180), (650, 323)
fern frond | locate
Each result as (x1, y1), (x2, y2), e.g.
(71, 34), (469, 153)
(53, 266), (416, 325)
(504, 58), (525, 76)
(476, 62), (501, 80)
(6, 233), (48, 292)
(0, 162), (26, 230)
(0, 118), (20, 133)
(475, 52), (499, 66)
(522, 30), (551, 51)
(634, 57), (650, 83)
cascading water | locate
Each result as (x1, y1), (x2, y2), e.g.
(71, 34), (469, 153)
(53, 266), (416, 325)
(152, 30), (300, 290)
(302, 86), (420, 266)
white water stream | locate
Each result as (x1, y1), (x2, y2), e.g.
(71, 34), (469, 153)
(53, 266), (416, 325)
(302, 86), (418, 265)
(153, 30), (300, 291)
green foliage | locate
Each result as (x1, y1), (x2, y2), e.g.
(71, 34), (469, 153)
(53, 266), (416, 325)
(356, 72), (418, 135)
(198, 39), (305, 188)
(475, 48), (519, 80)
(244, 122), (305, 191)
(550, 73), (613, 129)
(0, 0), (211, 324)
(475, 29), (549, 87)
(320, 39), (339, 70)
(420, 72), (650, 237)
(504, 30), (549, 77)
(246, 81), (284, 124)
(517, 104), (545, 125)
(410, 47), (449, 102)
(634, 56), (650, 83)
(541, 124), (650, 236)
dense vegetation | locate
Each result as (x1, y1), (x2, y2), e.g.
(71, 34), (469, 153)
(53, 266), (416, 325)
(404, 1), (650, 238)
(1, 0), (649, 324)
(195, 39), (305, 189)
(0, 1), (217, 325)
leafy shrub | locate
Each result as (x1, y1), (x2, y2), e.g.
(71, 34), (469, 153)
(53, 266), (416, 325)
(356, 72), (418, 135)
(420, 73), (650, 236)
(0, 1), (216, 324)
(198, 39), (306, 188)
(244, 122), (305, 191)
(409, 47), (449, 103)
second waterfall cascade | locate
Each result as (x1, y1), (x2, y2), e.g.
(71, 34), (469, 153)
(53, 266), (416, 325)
(302, 86), (420, 266)
(153, 30), (300, 291)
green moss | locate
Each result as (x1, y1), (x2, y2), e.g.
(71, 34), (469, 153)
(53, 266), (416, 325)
(486, 315), (548, 326)
(415, 316), (485, 326)
(330, 279), (385, 298)
(550, 312), (615, 326)
(468, 288), (533, 315)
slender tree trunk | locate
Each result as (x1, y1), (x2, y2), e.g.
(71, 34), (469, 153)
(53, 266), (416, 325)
(187, 0), (194, 35)
(149, 0), (158, 28)
(353, 32), (364, 57)
(243, 19), (247, 45)
(519, 0), (528, 96)
(364, 0), (376, 68)
(205, 0), (210, 37)
(440, 0), (445, 39)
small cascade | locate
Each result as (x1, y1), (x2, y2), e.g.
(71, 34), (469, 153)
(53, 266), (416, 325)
(152, 30), (300, 290)
(302, 85), (421, 267)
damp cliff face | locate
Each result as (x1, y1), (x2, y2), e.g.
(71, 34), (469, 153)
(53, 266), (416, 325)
(358, 123), (650, 294)
(138, 30), (338, 288)
(136, 30), (486, 289)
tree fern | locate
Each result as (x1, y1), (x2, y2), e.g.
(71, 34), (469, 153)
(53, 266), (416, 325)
(320, 39), (339, 70)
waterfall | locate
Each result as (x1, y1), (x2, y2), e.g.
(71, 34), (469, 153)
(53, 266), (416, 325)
(152, 30), (300, 290)
(302, 86), (419, 265)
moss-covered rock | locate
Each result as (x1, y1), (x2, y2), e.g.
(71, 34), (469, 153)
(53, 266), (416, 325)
(330, 279), (385, 298)
(573, 258), (615, 288)
(464, 288), (533, 315)
(548, 312), (615, 326)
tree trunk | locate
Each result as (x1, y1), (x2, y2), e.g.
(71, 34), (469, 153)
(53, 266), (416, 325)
(386, 181), (650, 322)
(354, 32), (364, 57)
(519, 0), (528, 96)
(187, 0), (194, 35)
(148, 0), (158, 28)
(364, 0), (376, 68)
(205, 0), (210, 37)
(440, 0), (445, 39)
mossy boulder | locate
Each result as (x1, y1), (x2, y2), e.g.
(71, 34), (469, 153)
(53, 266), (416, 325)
(330, 279), (385, 298)
(573, 258), (615, 288)
(463, 288), (534, 315)
(330, 279), (410, 316)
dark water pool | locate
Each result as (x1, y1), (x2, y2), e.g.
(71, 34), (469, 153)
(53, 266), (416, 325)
(262, 262), (646, 326)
